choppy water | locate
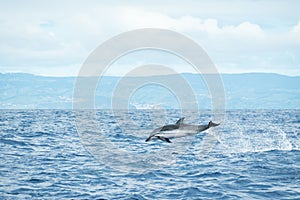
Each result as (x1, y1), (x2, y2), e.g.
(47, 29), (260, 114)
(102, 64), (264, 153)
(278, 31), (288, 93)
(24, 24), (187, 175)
(0, 110), (299, 199)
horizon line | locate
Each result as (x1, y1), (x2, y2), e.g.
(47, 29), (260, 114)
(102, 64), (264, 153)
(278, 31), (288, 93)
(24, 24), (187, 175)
(1, 71), (299, 78)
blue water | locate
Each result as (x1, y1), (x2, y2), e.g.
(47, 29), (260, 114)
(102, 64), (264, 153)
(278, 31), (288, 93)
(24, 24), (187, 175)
(0, 110), (299, 199)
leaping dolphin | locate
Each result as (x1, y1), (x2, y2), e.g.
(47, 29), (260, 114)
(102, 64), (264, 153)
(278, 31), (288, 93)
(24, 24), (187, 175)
(145, 117), (220, 143)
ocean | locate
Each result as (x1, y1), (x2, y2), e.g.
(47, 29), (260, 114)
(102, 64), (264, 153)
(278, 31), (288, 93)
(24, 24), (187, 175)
(0, 109), (299, 199)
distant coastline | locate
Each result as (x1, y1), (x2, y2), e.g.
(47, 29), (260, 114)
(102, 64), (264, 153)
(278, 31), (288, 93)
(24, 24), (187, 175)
(1, 72), (299, 109)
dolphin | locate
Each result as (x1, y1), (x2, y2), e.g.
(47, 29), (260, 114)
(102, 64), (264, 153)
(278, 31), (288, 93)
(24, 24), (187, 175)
(145, 117), (220, 143)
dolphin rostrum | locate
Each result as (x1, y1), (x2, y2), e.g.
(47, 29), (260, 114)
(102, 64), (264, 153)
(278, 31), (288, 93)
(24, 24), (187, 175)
(145, 117), (220, 143)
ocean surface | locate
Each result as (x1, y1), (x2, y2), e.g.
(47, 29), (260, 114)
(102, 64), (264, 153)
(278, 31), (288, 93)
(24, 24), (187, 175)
(0, 109), (299, 199)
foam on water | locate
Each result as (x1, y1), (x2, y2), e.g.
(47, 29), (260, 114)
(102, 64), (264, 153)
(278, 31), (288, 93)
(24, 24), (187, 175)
(212, 111), (299, 154)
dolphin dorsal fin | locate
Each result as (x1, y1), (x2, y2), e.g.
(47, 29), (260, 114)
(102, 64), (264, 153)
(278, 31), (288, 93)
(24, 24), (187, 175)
(175, 117), (185, 125)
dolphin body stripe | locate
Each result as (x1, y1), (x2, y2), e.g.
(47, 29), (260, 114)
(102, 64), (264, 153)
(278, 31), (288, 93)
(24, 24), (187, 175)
(145, 117), (219, 143)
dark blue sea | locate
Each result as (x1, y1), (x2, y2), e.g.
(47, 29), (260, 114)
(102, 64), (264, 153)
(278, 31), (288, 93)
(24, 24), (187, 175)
(1, 110), (299, 199)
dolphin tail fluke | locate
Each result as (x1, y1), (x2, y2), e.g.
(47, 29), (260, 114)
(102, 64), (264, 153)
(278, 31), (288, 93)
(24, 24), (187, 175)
(208, 121), (220, 128)
(157, 136), (172, 143)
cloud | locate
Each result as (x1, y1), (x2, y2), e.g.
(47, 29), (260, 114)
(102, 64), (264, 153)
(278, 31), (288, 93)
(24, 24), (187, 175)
(290, 21), (300, 45)
(0, 2), (299, 76)
(292, 21), (300, 33)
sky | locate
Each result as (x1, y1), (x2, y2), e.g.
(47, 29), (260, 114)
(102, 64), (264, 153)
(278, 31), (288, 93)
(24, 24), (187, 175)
(0, 0), (300, 76)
